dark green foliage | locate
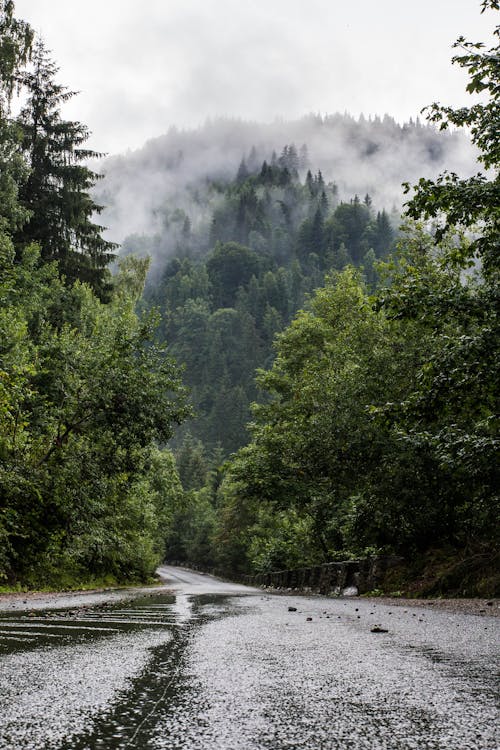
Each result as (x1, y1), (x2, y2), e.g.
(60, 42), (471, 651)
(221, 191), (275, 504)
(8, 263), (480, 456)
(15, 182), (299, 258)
(142, 159), (396, 457)
(326, 196), (371, 263)
(219, 270), (425, 562)
(0, 249), (190, 585)
(176, 432), (208, 491)
(206, 242), (264, 308)
(377, 11), (500, 554)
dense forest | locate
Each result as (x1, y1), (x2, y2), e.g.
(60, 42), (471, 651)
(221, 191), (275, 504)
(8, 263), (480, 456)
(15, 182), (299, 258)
(143, 162), (396, 455)
(101, 115), (478, 457)
(96, 111), (478, 258)
(0, 0), (498, 593)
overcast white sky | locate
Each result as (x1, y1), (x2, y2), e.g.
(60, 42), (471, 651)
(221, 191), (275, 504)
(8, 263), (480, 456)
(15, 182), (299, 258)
(14, 0), (496, 155)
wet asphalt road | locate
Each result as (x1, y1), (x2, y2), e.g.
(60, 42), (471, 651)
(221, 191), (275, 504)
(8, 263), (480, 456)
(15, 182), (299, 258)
(0, 566), (498, 750)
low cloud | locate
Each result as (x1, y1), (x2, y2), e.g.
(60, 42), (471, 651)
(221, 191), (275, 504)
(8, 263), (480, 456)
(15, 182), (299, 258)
(15, 0), (496, 154)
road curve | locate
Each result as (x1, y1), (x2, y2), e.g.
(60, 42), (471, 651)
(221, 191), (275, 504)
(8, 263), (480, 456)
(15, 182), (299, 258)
(157, 564), (259, 595)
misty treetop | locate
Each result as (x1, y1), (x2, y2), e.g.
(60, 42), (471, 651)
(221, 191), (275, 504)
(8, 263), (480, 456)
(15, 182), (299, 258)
(96, 111), (478, 263)
(137, 154), (398, 455)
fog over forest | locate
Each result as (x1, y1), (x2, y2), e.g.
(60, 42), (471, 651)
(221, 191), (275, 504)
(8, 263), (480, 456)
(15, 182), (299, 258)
(96, 113), (479, 274)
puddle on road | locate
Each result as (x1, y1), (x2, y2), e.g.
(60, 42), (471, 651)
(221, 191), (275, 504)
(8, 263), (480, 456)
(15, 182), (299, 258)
(0, 593), (245, 750)
(0, 593), (179, 656)
(65, 594), (242, 750)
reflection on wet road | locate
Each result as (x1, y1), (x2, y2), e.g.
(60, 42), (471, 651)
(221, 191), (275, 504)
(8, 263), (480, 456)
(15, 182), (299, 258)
(0, 567), (498, 749)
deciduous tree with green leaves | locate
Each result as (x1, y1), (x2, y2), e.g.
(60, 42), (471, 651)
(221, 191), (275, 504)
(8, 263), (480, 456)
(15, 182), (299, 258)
(1, 249), (190, 585)
(380, 1), (499, 550)
(219, 269), (427, 567)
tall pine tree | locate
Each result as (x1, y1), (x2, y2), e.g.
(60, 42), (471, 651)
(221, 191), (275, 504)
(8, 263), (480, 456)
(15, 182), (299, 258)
(14, 40), (116, 299)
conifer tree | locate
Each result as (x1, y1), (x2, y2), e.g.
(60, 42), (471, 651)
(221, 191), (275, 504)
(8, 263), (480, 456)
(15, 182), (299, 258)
(305, 169), (314, 194)
(0, 1), (32, 237)
(374, 209), (393, 256)
(236, 157), (249, 183)
(247, 145), (259, 173)
(259, 160), (272, 185)
(319, 190), (329, 216)
(14, 40), (116, 299)
(299, 143), (309, 171)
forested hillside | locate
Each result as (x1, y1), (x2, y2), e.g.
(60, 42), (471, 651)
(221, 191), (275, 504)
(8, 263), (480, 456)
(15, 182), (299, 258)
(143, 164), (396, 455)
(1, 0), (497, 594)
(95, 102), (480, 458)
